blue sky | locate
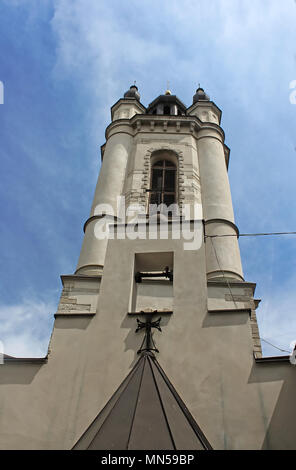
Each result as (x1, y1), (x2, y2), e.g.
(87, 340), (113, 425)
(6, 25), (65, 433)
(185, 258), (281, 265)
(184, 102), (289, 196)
(0, 0), (295, 357)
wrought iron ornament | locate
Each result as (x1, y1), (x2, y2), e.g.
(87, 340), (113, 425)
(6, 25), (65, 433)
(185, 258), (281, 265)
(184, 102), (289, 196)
(135, 312), (162, 354)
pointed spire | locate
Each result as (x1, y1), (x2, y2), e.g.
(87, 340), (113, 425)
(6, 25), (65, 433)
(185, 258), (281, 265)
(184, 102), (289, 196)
(73, 353), (212, 450)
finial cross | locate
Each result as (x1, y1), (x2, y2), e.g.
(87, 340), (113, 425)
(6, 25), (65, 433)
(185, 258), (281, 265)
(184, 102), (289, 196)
(135, 313), (162, 354)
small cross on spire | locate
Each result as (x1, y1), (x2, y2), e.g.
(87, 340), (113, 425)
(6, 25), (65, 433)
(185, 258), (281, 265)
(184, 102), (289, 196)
(135, 313), (162, 354)
(165, 80), (171, 95)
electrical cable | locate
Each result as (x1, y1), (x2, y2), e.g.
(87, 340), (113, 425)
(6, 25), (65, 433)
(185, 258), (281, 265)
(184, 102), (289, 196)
(207, 230), (295, 355)
(260, 338), (291, 354)
(206, 231), (296, 238)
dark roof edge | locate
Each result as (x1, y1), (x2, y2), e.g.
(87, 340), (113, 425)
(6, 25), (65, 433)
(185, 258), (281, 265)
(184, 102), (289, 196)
(3, 354), (48, 364)
(147, 95), (187, 111)
(151, 354), (213, 449)
(254, 354), (291, 363)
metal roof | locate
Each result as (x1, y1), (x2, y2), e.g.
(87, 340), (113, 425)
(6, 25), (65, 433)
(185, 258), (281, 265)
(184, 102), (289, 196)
(147, 94), (187, 113)
(73, 351), (212, 450)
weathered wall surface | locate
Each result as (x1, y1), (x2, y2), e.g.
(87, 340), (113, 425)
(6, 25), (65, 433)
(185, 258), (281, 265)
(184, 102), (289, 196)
(1, 99), (295, 450)
(0, 233), (295, 449)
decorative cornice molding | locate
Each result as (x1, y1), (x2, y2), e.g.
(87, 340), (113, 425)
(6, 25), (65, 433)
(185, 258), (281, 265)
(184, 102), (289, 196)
(207, 279), (256, 293)
(207, 270), (245, 282)
(204, 218), (240, 237)
(74, 264), (104, 275)
(61, 274), (102, 285)
(105, 114), (226, 142)
(83, 214), (120, 233)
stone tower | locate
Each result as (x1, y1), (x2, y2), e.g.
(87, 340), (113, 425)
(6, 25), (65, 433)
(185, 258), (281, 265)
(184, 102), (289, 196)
(1, 85), (296, 450)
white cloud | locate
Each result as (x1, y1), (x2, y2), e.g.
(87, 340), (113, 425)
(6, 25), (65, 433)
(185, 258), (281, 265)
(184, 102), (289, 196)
(0, 299), (55, 357)
(238, 234), (296, 356)
(50, 0), (296, 134)
(256, 279), (296, 356)
(51, 0), (176, 134)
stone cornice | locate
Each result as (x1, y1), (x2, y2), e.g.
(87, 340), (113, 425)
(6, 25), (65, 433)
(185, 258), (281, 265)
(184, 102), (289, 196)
(74, 264), (104, 275)
(207, 279), (257, 294)
(83, 214), (120, 233)
(105, 114), (226, 143)
(61, 274), (102, 285)
(207, 270), (245, 282)
(204, 218), (240, 237)
(110, 218), (203, 228)
(105, 120), (134, 140)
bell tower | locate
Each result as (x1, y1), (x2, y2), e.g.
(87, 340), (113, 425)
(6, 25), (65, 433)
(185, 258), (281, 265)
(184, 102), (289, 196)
(66, 84), (260, 449)
(76, 84), (243, 282)
(4, 84), (296, 451)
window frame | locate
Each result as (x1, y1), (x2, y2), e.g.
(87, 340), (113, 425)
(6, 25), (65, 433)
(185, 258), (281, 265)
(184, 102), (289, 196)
(149, 159), (177, 208)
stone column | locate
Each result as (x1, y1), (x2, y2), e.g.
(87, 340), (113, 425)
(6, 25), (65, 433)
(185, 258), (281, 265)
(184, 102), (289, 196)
(197, 127), (243, 280)
(76, 132), (133, 275)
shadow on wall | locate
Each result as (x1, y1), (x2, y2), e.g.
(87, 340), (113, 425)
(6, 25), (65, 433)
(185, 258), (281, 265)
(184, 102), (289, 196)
(248, 362), (296, 450)
(0, 363), (44, 385)
(121, 313), (172, 368)
(202, 311), (249, 328)
(54, 316), (93, 330)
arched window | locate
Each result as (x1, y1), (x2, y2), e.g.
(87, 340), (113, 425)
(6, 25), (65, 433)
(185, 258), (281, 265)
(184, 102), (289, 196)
(150, 159), (177, 206)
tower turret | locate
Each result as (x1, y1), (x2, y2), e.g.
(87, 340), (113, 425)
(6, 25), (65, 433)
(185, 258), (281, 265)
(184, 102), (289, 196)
(76, 86), (146, 275)
(187, 86), (243, 280)
(77, 85), (243, 280)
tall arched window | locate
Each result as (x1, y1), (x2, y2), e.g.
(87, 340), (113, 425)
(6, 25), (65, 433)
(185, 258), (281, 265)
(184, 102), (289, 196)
(150, 160), (177, 206)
